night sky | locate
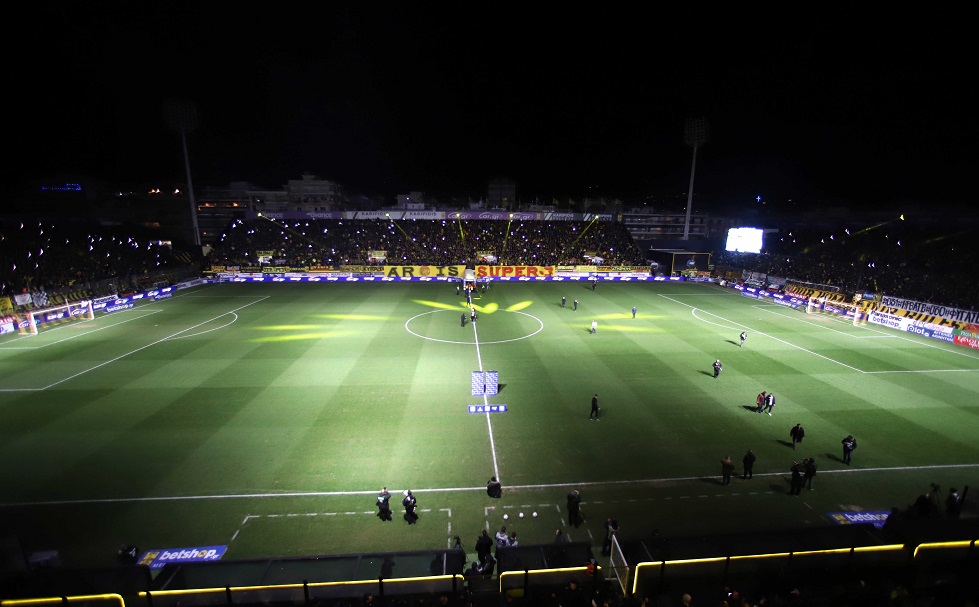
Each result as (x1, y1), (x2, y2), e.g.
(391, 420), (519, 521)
(10, 5), (977, 211)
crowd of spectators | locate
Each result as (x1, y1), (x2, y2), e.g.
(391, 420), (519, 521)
(0, 219), (201, 301)
(206, 218), (648, 268)
(4, 215), (976, 314)
(714, 223), (978, 311)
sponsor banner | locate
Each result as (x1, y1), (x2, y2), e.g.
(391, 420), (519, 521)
(105, 302), (134, 313)
(357, 210), (401, 219)
(475, 265), (555, 278)
(868, 309), (905, 330)
(298, 211), (344, 219)
(906, 325), (955, 343)
(954, 334), (979, 349)
(147, 288), (174, 301)
(1, 319), (16, 334)
(451, 211), (543, 221)
(828, 511), (889, 528)
(138, 545), (227, 570)
(403, 211), (445, 220)
(556, 266), (576, 273)
(309, 266), (340, 273)
(880, 295), (979, 324)
(384, 265), (465, 278)
(575, 265), (598, 273)
(543, 212), (580, 221)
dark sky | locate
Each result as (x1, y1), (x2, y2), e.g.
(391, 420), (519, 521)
(10, 5), (978, 211)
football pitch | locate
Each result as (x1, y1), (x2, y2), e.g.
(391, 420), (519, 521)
(1, 280), (977, 569)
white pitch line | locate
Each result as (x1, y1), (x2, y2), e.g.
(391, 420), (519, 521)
(661, 294), (865, 373)
(753, 305), (893, 338)
(0, 309), (163, 351)
(751, 302), (979, 370)
(4, 463), (976, 509)
(470, 316), (501, 483)
(36, 297), (268, 391)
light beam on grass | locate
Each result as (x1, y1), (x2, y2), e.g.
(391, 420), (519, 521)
(252, 325), (330, 331)
(252, 332), (343, 342)
(413, 299), (466, 311)
(314, 314), (388, 321)
(412, 299), (532, 314)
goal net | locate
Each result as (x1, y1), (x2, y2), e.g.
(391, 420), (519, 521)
(607, 533), (630, 597)
(806, 296), (865, 326)
(26, 300), (94, 335)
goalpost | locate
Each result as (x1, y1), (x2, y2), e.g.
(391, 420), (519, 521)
(25, 300), (95, 335)
(806, 296), (865, 326)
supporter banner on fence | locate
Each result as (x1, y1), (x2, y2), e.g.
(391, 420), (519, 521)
(879, 295), (979, 323)
(474, 265), (556, 278)
(383, 265), (465, 278)
(340, 265), (384, 273)
(0, 296), (12, 314)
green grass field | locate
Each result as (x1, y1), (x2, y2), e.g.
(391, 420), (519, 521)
(1, 281), (977, 570)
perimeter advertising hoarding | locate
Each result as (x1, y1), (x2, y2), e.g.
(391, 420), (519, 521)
(138, 545), (227, 570)
(868, 309), (977, 350)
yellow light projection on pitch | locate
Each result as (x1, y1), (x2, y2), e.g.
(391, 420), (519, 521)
(412, 299), (532, 314)
(250, 314), (374, 343)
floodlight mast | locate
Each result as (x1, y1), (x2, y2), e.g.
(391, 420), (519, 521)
(682, 117), (708, 241)
(165, 98), (202, 248)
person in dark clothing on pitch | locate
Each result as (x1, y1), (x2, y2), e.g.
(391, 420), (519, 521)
(567, 490), (582, 527)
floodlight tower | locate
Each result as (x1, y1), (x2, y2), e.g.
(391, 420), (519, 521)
(165, 98), (202, 247)
(682, 117), (709, 240)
